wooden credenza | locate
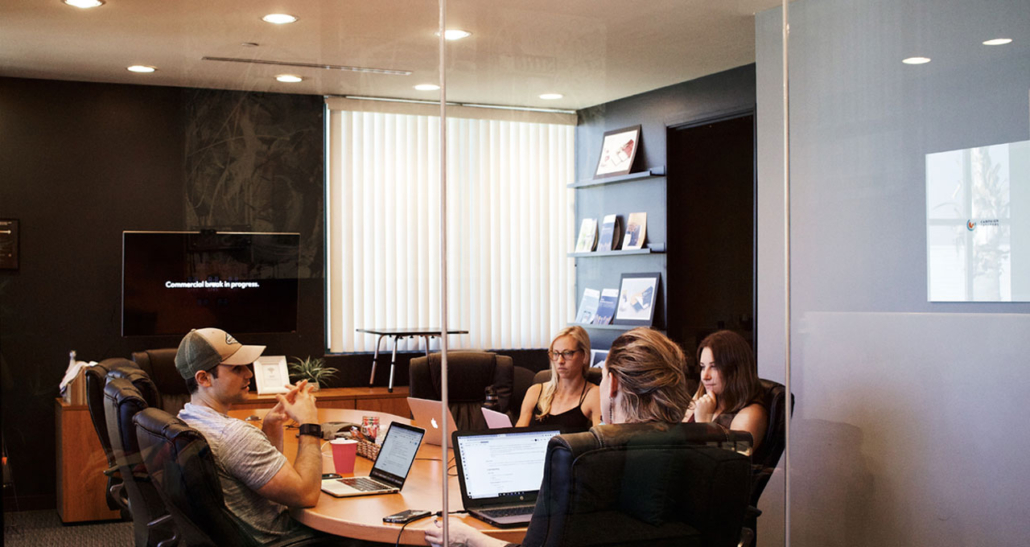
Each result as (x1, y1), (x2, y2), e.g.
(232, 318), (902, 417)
(56, 386), (410, 523)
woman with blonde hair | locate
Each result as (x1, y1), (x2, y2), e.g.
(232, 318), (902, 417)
(515, 326), (600, 428)
(683, 330), (768, 451)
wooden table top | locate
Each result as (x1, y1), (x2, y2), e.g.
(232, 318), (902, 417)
(227, 407), (526, 545)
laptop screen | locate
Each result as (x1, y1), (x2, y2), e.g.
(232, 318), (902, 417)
(369, 422), (425, 487)
(456, 429), (561, 500)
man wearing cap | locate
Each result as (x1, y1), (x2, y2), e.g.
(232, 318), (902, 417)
(176, 328), (323, 544)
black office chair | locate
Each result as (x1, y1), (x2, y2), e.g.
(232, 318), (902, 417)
(85, 357), (140, 514)
(741, 379), (795, 547)
(105, 375), (178, 547)
(409, 351), (514, 430)
(521, 423), (753, 547)
(510, 366), (538, 420)
(531, 368), (603, 386)
(132, 348), (191, 415)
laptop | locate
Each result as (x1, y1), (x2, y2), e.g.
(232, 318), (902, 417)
(406, 397), (458, 446)
(481, 407), (513, 429)
(452, 427), (566, 528)
(320, 422), (425, 498)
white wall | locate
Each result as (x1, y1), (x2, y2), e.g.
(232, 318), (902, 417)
(756, 0), (1030, 545)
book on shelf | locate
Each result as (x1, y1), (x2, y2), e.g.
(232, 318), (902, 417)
(575, 288), (601, 324)
(592, 288), (619, 325)
(597, 214), (622, 252)
(574, 218), (598, 252)
(622, 212), (647, 250)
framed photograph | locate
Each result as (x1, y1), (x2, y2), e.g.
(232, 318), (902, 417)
(589, 349), (609, 368)
(254, 355), (290, 394)
(594, 125), (641, 178)
(0, 219), (19, 270)
(613, 272), (660, 327)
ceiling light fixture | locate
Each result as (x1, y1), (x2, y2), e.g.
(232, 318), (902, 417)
(902, 56), (931, 65)
(127, 65), (157, 73)
(202, 56), (412, 76)
(414, 84), (440, 91)
(276, 74), (303, 83)
(63, 0), (104, 8)
(262, 13), (297, 24)
(539, 93), (563, 100)
(982, 38), (1013, 46)
(435, 29), (472, 41)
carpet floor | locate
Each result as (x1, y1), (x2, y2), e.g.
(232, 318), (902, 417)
(3, 510), (133, 547)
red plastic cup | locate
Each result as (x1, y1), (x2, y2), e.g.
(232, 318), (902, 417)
(330, 439), (358, 475)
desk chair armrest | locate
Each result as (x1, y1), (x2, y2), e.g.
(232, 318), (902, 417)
(103, 465), (120, 477)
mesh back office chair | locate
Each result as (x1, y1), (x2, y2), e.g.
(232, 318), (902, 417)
(84, 357), (140, 513)
(521, 423), (753, 547)
(105, 375), (178, 547)
(132, 349), (190, 415)
(409, 351), (514, 430)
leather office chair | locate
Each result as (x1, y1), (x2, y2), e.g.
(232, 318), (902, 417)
(522, 423), (753, 547)
(510, 366), (538, 420)
(85, 357), (140, 514)
(409, 351), (514, 430)
(132, 349), (190, 415)
(741, 379), (795, 547)
(133, 408), (327, 547)
(105, 375), (178, 547)
(531, 367), (603, 386)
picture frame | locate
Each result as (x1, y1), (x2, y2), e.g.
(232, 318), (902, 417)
(0, 219), (19, 271)
(593, 125), (641, 178)
(589, 349), (609, 368)
(613, 272), (660, 327)
(254, 355), (290, 395)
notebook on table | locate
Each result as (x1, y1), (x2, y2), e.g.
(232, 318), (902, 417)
(320, 422), (425, 498)
(481, 407), (513, 429)
(406, 397), (459, 446)
(452, 427), (568, 528)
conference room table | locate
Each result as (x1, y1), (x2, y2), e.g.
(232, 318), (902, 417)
(228, 407), (526, 546)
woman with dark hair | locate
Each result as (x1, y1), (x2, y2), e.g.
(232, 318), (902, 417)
(683, 330), (768, 452)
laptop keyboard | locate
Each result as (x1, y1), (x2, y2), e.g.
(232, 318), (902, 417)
(478, 505), (535, 518)
(340, 477), (389, 492)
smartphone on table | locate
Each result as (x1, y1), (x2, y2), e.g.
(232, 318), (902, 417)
(383, 509), (432, 524)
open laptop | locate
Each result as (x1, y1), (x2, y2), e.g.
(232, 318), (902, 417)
(406, 397), (458, 446)
(452, 427), (566, 528)
(320, 422), (425, 498)
(481, 407), (513, 429)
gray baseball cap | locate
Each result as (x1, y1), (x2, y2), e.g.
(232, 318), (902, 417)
(174, 328), (266, 380)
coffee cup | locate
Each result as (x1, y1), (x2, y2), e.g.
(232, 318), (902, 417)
(330, 439), (358, 475)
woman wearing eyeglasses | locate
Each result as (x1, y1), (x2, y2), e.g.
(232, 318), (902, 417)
(515, 326), (601, 428)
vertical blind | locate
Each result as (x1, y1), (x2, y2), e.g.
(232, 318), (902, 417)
(326, 106), (576, 353)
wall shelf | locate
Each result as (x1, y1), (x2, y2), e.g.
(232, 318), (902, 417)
(568, 248), (663, 258)
(567, 166), (666, 189)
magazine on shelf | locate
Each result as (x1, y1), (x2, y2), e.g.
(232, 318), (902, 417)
(575, 218), (598, 252)
(592, 288), (619, 325)
(597, 214), (622, 252)
(622, 212), (647, 250)
(575, 288), (601, 324)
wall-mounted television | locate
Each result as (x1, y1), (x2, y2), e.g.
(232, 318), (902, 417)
(122, 231), (299, 336)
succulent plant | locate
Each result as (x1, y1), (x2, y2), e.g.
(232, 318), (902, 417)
(287, 356), (338, 389)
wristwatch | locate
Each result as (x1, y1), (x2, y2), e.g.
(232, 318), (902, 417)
(297, 423), (323, 438)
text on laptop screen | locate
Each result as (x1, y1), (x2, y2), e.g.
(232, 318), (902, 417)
(457, 430), (560, 499)
(373, 425), (423, 478)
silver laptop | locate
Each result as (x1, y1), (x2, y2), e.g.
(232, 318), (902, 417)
(320, 422), (425, 498)
(452, 427), (564, 528)
(406, 397), (458, 446)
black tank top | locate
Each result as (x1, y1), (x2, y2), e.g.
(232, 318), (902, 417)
(533, 382), (592, 428)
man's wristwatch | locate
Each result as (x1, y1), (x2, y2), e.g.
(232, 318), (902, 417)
(297, 423), (322, 438)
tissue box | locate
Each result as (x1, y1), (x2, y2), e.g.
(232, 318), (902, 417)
(62, 368), (87, 406)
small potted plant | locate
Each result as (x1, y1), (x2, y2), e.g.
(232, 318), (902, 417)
(288, 356), (338, 391)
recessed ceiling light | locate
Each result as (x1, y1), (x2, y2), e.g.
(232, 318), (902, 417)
(262, 13), (297, 25)
(127, 65), (156, 73)
(414, 83), (440, 91)
(276, 74), (303, 83)
(983, 38), (1013, 46)
(902, 57), (931, 65)
(539, 93), (563, 100)
(63, 0), (104, 8)
(435, 29), (472, 41)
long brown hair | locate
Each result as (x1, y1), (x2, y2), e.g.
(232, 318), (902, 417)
(607, 328), (690, 423)
(694, 330), (762, 414)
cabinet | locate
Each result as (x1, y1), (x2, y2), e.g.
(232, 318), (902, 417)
(55, 398), (121, 523)
(236, 386), (410, 417)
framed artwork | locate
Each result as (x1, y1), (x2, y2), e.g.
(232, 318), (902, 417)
(589, 349), (609, 368)
(254, 355), (290, 394)
(0, 219), (19, 270)
(593, 125), (641, 178)
(613, 272), (660, 326)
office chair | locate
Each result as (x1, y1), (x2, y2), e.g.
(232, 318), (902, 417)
(104, 375), (178, 547)
(531, 367), (603, 386)
(740, 379), (795, 547)
(84, 357), (140, 514)
(510, 366), (538, 420)
(522, 423), (753, 547)
(408, 351), (513, 430)
(132, 348), (190, 415)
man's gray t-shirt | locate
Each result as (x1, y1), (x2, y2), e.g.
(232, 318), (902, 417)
(178, 403), (311, 544)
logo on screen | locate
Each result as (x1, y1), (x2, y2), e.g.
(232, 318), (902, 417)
(967, 220), (976, 231)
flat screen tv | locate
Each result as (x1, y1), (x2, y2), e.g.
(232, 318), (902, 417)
(122, 231), (299, 336)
